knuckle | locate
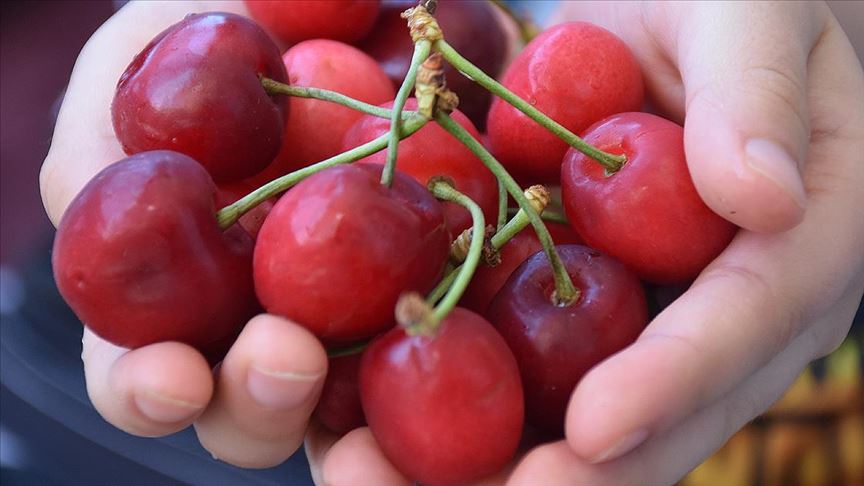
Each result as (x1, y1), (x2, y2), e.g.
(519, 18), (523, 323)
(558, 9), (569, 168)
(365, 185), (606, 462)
(739, 63), (810, 135)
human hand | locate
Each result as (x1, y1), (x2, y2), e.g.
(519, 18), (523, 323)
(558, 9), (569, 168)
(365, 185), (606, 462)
(40, 1), (328, 469)
(306, 2), (864, 485)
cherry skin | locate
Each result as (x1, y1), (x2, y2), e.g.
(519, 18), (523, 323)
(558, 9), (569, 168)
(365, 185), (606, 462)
(315, 352), (366, 434)
(359, 0), (507, 129)
(52, 151), (258, 350)
(461, 222), (582, 314)
(250, 39), (395, 185)
(360, 307), (524, 486)
(215, 181), (276, 240)
(343, 99), (498, 236)
(244, 0), (380, 46)
(254, 164), (449, 343)
(486, 22), (644, 183)
(112, 12), (287, 182)
(487, 244), (648, 434)
(561, 112), (738, 284)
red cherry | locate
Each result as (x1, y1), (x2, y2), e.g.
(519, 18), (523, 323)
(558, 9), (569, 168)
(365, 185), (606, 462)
(343, 99), (498, 236)
(487, 245), (648, 433)
(360, 307), (524, 485)
(254, 164), (449, 343)
(111, 12), (287, 182)
(52, 151), (258, 350)
(315, 353), (366, 434)
(561, 112), (738, 284)
(487, 22), (644, 183)
(215, 181), (276, 240)
(250, 39), (394, 185)
(244, 0), (380, 45)
(462, 222), (582, 313)
(359, 0), (507, 129)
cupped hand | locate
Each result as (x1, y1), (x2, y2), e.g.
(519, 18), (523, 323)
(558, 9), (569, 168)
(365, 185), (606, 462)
(41, 1), (327, 469)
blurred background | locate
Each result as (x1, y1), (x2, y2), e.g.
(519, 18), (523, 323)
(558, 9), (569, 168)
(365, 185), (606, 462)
(1, 1), (862, 485)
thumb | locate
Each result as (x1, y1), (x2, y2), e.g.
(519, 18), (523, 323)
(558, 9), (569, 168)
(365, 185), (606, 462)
(678, 3), (824, 232)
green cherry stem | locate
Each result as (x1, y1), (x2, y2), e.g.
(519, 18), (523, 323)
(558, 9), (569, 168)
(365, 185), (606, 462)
(217, 115), (428, 229)
(260, 77), (411, 120)
(507, 207), (569, 225)
(326, 341), (369, 358)
(435, 112), (579, 306)
(382, 40), (432, 186)
(497, 180), (508, 231)
(433, 39), (627, 173)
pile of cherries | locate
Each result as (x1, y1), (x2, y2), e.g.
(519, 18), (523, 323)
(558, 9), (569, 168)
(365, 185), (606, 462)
(51, 2), (738, 484)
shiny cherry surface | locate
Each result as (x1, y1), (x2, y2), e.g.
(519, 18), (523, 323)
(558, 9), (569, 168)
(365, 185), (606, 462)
(487, 22), (644, 183)
(561, 112), (738, 284)
(112, 12), (287, 182)
(315, 352), (366, 434)
(52, 151), (258, 350)
(254, 164), (449, 343)
(487, 245), (648, 433)
(360, 307), (523, 486)
(244, 0), (380, 45)
(343, 99), (498, 236)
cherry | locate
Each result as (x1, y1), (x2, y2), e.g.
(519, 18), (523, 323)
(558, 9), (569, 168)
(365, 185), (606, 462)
(462, 222), (582, 313)
(315, 352), (366, 434)
(487, 244), (648, 433)
(254, 164), (449, 343)
(561, 112), (738, 284)
(359, 0), (507, 129)
(360, 307), (523, 485)
(52, 151), (258, 350)
(343, 99), (498, 236)
(112, 12), (287, 182)
(486, 22), (644, 183)
(250, 39), (395, 185)
(244, 0), (380, 46)
(215, 181), (276, 240)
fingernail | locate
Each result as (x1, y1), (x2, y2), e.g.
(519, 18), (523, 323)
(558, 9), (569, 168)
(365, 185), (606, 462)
(247, 365), (322, 409)
(744, 138), (807, 210)
(589, 428), (648, 464)
(135, 390), (202, 423)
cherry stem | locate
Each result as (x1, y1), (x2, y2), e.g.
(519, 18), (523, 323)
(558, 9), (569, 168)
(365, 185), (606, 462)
(497, 180), (508, 231)
(382, 40), (432, 187)
(326, 341), (368, 358)
(216, 115), (428, 229)
(426, 179), (486, 327)
(433, 39), (627, 173)
(435, 112), (579, 306)
(260, 77), (413, 120)
(507, 207), (568, 225)
(428, 186), (552, 304)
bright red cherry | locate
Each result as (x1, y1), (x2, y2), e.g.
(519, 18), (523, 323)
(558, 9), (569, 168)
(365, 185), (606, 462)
(52, 151), (258, 350)
(215, 181), (276, 240)
(244, 0), (380, 45)
(461, 222), (582, 313)
(112, 12), (288, 182)
(487, 245), (648, 433)
(250, 39), (394, 185)
(360, 307), (524, 486)
(254, 164), (449, 343)
(359, 0), (507, 129)
(343, 99), (498, 236)
(315, 352), (366, 434)
(487, 22), (644, 183)
(561, 112), (738, 284)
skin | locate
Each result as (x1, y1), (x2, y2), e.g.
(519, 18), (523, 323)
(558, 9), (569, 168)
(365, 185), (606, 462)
(39, 1), (864, 485)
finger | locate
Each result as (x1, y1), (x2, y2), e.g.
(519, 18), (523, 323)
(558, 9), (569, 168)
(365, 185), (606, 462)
(193, 314), (327, 468)
(39, 1), (249, 226)
(82, 328), (213, 437)
(319, 427), (411, 486)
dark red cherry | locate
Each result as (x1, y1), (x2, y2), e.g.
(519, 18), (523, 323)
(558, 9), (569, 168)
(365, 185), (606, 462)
(487, 245), (648, 433)
(360, 307), (524, 486)
(462, 222), (582, 313)
(244, 0), (381, 46)
(112, 12), (288, 182)
(561, 112), (738, 284)
(253, 164), (449, 343)
(52, 151), (258, 350)
(343, 99), (498, 236)
(359, 0), (507, 129)
(315, 352), (366, 434)
(487, 22), (644, 183)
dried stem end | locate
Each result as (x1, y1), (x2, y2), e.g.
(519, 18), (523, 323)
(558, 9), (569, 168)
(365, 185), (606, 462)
(402, 5), (443, 43)
(395, 292), (437, 336)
